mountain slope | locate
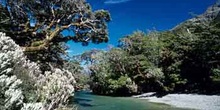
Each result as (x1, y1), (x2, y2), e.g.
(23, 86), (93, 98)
(172, 3), (220, 34)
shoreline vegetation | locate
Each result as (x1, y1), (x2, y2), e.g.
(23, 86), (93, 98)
(1, 0), (220, 110)
(88, 2), (220, 97)
(0, 0), (110, 109)
(133, 93), (220, 110)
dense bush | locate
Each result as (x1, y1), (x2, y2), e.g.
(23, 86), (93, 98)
(89, 20), (220, 95)
(64, 60), (90, 91)
(0, 32), (76, 110)
(89, 49), (138, 96)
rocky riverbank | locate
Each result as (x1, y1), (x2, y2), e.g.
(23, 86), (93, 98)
(133, 93), (220, 110)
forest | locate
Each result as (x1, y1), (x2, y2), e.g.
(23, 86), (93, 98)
(79, 3), (220, 96)
(83, 18), (220, 96)
(0, 0), (220, 110)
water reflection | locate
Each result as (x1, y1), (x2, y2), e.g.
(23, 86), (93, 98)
(73, 91), (190, 110)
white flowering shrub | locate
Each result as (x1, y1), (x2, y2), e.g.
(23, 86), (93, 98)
(41, 69), (76, 110)
(0, 32), (76, 110)
(0, 32), (26, 109)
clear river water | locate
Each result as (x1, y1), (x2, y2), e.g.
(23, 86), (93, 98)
(73, 91), (191, 110)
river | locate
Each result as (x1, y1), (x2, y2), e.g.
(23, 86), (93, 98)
(73, 91), (191, 110)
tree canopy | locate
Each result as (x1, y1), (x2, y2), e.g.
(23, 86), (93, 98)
(88, 21), (220, 95)
(0, 0), (111, 70)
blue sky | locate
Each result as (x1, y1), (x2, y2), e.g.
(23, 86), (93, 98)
(67, 0), (216, 55)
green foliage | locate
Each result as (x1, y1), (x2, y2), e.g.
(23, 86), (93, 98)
(89, 49), (138, 96)
(160, 20), (220, 93)
(89, 31), (167, 95)
(120, 31), (166, 93)
(0, 0), (110, 71)
(211, 68), (220, 80)
(64, 59), (91, 91)
(108, 75), (134, 95)
(89, 19), (220, 95)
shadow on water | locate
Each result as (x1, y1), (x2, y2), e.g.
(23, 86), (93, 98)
(77, 103), (93, 107)
(73, 91), (191, 110)
(74, 97), (92, 102)
(73, 91), (95, 107)
(73, 97), (94, 107)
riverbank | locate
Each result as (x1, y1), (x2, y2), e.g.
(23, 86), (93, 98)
(133, 93), (220, 110)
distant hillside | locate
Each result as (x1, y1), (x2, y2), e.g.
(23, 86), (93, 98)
(171, 3), (220, 34)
